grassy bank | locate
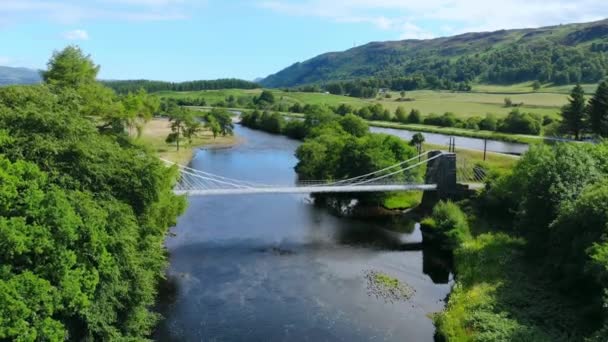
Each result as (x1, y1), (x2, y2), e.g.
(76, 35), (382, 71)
(135, 118), (238, 164)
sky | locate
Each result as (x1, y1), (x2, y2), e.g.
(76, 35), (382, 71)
(1, 0), (607, 81)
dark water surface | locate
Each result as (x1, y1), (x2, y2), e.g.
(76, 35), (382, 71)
(155, 126), (453, 341)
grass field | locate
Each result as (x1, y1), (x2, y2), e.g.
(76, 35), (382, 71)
(472, 81), (598, 94)
(157, 87), (571, 120)
(135, 118), (239, 164)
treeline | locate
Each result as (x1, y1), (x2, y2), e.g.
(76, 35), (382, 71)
(0, 47), (185, 340)
(559, 81), (608, 139)
(103, 78), (260, 94)
(431, 141), (608, 340)
(285, 76), (471, 98)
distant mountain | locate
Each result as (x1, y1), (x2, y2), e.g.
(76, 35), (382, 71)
(261, 19), (608, 88)
(0, 66), (41, 86)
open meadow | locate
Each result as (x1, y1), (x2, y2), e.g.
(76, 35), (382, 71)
(156, 86), (573, 120)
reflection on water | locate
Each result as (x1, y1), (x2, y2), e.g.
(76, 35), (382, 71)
(155, 126), (453, 341)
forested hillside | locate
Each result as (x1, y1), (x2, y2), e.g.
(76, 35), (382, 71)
(261, 19), (608, 89)
(0, 66), (41, 85)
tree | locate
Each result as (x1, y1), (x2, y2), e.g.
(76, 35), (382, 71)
(207, 108), (234, 136)
(339, 114), (369, 137)
(532, 80), (541, 91)
(588, 80), (608, 137)
(407, 109), (422, 124)
(42, 46), (99, 88)
(561, 84), (587, 140)
(504, 97), (513, 107)
(479, 114), (498, 131)
(395, 106), (407, 123)
(167, 108), (191, 151)
(254, 90), (275, 107)
(410, 132), (425, 156)
(205, 116), (221, 138)
(0, 84), (185, 340)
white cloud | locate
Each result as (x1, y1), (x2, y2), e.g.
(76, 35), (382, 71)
(0, 0), (200, 24)
(63, 29), (89, 40)
(258, 0), (608, 39)
(0, 56), (12, 65)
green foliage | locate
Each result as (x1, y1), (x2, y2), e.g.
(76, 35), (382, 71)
(422, 201), (471, 250)
(0, 47), (186, 340)
(588, 80), (608, 137)
(469, 141), (608, 340)
(293, 116), (417, 206)
(498, 109), (542, 135)
(103, 78), (259, 94)
(254, 90), (276, 107)
(407, 109), (422, 124)
(560, 84), (588, 140)
(42, 46), (99, 88)
(339, 114), (369, 137)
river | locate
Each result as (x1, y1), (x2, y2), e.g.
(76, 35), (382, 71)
(370, 126), (529, 155)
(155, 125), (454, 341)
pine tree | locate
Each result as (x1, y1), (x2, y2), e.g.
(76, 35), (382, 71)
(588, 80), (608, 137)
(560, 84), (587, 140)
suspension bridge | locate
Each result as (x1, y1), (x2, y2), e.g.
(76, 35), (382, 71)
(162, 151), (486, 196)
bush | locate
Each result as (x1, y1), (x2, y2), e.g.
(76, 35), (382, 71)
(407, 109), (422, 124)
(498, 109), (542, 135)
(423, 112), (460, 127)
(479, 113), (498, 131)
(422, 201), (471, 250)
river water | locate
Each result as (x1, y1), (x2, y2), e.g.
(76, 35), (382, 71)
(155, 126), (453, 341)
(370, 126), (529, 155)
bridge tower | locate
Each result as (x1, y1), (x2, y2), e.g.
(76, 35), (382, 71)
(422, 151), (469, 207)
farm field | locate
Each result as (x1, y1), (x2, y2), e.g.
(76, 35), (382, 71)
(156, 87), (572, 119)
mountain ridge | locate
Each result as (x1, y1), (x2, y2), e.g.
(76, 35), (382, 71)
(0, 66), (42, 86)
(261, 19), (608, 88)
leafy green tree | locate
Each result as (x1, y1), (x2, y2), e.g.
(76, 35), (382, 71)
(0, 83), (185, 340)
(588, 80), (608, 137)
(395, 106), (407, 123)
(167, 107), (191, 151)
(254, 90), (275, 107)
(205, 116), (221, 138)
(407, 109), (422, 124)
(42, 46), (99, 88)
(207, 108), (234, 136)
(499, 109), (542, 135)
(532, 80), (541, 91)
(410, 132), (425, 155)
(561, 84), (588, 140)
(479, 113), (498, 131)
(339, 114), (369, 137)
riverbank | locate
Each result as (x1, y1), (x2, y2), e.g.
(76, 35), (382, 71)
(136, 118), (240, 164)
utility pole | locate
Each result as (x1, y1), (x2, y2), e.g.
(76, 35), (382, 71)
(483, 138), (487, 161)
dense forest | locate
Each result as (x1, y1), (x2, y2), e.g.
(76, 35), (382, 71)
(261, 19), (608, 90)
(0, 47), (185, 340)
(103, 78), (259, 94)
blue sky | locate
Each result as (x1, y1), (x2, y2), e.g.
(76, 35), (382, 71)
(1, 0), (607, 81)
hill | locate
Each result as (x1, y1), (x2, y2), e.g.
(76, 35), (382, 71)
(0, 66), (41, 85)
(261, 19), (608, 89)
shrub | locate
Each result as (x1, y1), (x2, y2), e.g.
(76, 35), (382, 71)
(422, 201), (471, 250)
(498, 109), (542, 135)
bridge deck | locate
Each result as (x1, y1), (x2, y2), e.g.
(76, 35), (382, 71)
(173, 183), (484, 196)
